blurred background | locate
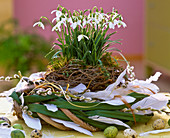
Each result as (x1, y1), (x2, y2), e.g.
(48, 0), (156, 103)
(0, 0), (170, 92)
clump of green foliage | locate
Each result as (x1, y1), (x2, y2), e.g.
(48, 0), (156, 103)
(34, 5), (126, 68)
(0, 19), (51, 75)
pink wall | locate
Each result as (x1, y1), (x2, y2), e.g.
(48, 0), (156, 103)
(13, 0), (144, 56)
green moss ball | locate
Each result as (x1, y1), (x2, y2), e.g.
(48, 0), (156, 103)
(104, 126), (118, 138)
(13, 124), (24, 130)
(11, 130), (25, 138)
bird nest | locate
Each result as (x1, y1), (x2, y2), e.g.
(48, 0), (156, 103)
(45, 62), (124, 92)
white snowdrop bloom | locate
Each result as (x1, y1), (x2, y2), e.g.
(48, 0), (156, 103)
(109, 22), (115, 29)
(112, 12), (119, 20)
(51, 10), (62, 18)
(67, 17), (73, 24)
(52, 20), (66, 32)
(71, 20), (82, 29)
(33, 21), (45, 30)
(78, 35), (89, 41)
(115, 20), (127, 28)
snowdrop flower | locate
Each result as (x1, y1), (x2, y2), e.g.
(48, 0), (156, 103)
(33, 21), (45, 30)
(51, 10), (62, 21)
(109, 22), (115, 29)
(78, 34), (89, 41)
(115, 20), (127, 28)
(83, 18), (92, 27)
(52, 20), (66, 32)
(71, 20), (82, 29)
(67, 17), (73, 24)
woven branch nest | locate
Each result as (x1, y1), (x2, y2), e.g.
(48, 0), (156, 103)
(45, 63), (124, 91)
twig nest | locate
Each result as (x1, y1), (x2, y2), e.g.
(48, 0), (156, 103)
(104, 126), (118, 138)
(0, 117), (11, 125)
(123, 128), (138, 138)
(11, 130), (25, 138)
(30, 129), (42, 138)
(152, 119), (165, 130)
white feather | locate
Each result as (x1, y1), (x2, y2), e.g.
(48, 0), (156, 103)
(68, 83), (87, 94)
(22, 113), (42, 130)
(89, 115), (130, 128)
(139, 128), (170, 136)
(131, 93), (168, 114)
(19, 93), (24, 106)
(44, 104), (58, 112)
(0, 127), (26, 138)
(51, 118), (93, 136)
(101, 96), (135, 105)
(146, 72), (162, 83)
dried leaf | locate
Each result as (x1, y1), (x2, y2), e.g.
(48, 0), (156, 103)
(101, 96), (135, 105)
(19, 93), (24, 106)
(146, 72), (162, 83)
(68, 83), (87, 94)
(44, 104), (58, 112)
(105, 69), (127, 91)
(29, 72), (46, 81)
(127, 80), (159, 95)
(89, 115), (130, 128)
(131, 93), (168, 114)
(22, 113), (42, 130)
(51, 118), (93, 136)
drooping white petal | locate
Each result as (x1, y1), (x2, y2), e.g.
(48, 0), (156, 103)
(22, 113), (42, 130)
(146, 72), (162, 83)
(51, 10), (57, 14)
(70, 22), (78, 29)
(44, 104), (58, 112)
(33, 22), (45, 30)
(89, 116), (130, 128)
(77, 35), (89, 41)
(139, 128), (170, 136)
(131, 93), (168, 114)
(109, 22), (115, 29)
(51, 118), (93, 136)
(101, 96), (135, 105)
(68, 83), (87, 94)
